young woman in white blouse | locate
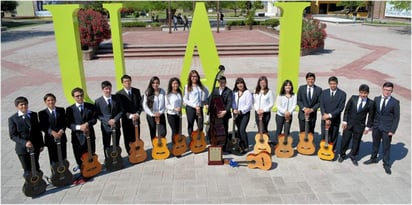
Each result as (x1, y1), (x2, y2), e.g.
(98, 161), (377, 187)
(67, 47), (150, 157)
(275, 79), (297, 144)
(253, 76), (275, 136)
(183, 70), (209, 137)
(143, 76), (167, 140)
(165, 77), (182, 139)
(232, 77), (253, 152)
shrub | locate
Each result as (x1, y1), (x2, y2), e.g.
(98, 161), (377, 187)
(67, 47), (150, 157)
(122, 21), (147, 27)
(78, 8), (111, 49)
(262, 18), (280, 29)
(301, 16), (327, 49)
(226, 20), (244, 26)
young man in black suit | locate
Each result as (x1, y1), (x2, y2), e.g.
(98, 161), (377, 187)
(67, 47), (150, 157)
(297, 72), (322, 134)
(364, 82), (400, 175)
(338, 84), (374, 166)
(8, 96), (45, 178)
(320, 76), (346, 153)
(116, 75), (143, 155)
(95, 81), (123, 161)
(66, 87), (97, 184)
(39, 93), (68, 169)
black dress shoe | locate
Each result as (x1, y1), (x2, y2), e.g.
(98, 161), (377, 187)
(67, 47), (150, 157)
(363, 158), (378, 165)
(351, 158), (358, 166)
(338, 156), (344, 163)
(384, 166), (392, 175)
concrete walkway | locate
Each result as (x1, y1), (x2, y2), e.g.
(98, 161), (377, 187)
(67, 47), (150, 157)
(1, 22), (411, 204)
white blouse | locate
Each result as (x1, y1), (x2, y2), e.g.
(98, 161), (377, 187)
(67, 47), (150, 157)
(143, 88), (166, 117)
(166, 92), (182, 115)
(232, 90), (253, 114)
(276, 94), (297, 116)
(183, 85), (209, 108)
(253, 89), (274, 112)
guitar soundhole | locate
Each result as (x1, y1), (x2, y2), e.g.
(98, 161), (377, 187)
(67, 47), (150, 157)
(156, 151), (166, 155)
(111, 152), (118, 158)
(57, 166), (66, 174)
(135, 146), (140, 150)
(31, 176), (40, 183)
(259, 139), (264, 143)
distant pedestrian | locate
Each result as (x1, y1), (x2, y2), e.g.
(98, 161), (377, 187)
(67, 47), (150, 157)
(220, 12), (225, 26)
(173, 14), (178, 31)
(183, 15), (190, 31)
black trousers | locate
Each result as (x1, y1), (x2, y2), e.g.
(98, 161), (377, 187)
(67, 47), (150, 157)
(186, 106), (204, 136)
(254, 111), (271, 134)
(146, 114), (167, 140)
(17, 149), (41, 177)
(72, 138), (96, 167)
(275, 114), (294, 144)
(101, 127), (121, 160)
(235, 111), (250, 148)
(167, 113), (180, 137)
(371, 128), (392, 167)
(340, 127), (363, 158)
(121, 118), (140, 154)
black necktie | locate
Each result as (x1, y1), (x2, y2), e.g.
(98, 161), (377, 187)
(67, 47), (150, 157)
(357, 100), (363, 112)
(308, 87), (312, 101)
(381, 97), (387, 111)
(51, 110), (56, 128)
(107, 99), (112, 111)
(79, 105), (83, 116)
(23, 114), (31, 129)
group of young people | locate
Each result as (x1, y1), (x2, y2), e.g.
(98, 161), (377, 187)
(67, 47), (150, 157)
(8, 71), (401, 190)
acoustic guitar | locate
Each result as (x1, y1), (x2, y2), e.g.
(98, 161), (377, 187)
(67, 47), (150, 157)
(189, 112), (207, 154)
(81, 131), (102, 178)
(317, 120), (335, 160)
(275, 119), (294, 158)
(171, 111), (188, 157)
(50, 138), (73, 187)
(224, 151), (272, 171)
(297, 113), (316, 155)
(151, 116), (170, 160)
(23, 147), (47, 197)
(253, 113), (271, 154)
(105, 128), (124, 171)
(225, 114), (242, 155)
(129, 120), (147, 164)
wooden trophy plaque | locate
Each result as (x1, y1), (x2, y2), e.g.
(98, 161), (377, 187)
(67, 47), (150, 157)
(208, 146), (223, 165)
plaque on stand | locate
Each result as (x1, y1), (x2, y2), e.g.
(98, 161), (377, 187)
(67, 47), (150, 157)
(208, 146), (223, 165)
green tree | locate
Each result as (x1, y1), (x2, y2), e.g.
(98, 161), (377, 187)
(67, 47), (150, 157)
(389, 1), (411, 11)
(336, 1), (366, 11)
(1, 1), (19, 13)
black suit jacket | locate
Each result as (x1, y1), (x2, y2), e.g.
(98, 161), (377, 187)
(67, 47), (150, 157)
(320, 88), (346, 123)
(209, 86), (233, 119)
(116, 87), (143, 122)
(297, 84), (322, 119)
(373, 96), (400, 133)
(342, 95), (374, 133)
(39, 107), (67, 147)
(95, 95), (123, 133)
(66, 102), (97, 144)
(8, 111), (44, 154)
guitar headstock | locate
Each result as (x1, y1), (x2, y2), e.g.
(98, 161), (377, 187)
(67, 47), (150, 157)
(304, 112), (310, 121)
(228, 159), (239, 167)
(155, 116), (160, 124)
(325, 120), (331, 130)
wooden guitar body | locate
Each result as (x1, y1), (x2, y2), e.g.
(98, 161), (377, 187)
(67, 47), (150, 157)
(297, 114), (316, 155)
(105, 129), (124, 172)
(246, 151), (272, 170)
(275, 134), (294, 158)
(253, 133), (271, 154)
(23, 148), (47, 197)
(80, 133), (102, 178)
(151, 137), (170, 160)
(81, 153), (102, 178)
(171, 134), (188, 156)
(129, 125), (147, 164)
(317, 120), (335, 161)
(50, 138), (73, 187)
(297, 131), (315, 155)
(190, 129), (207, 153)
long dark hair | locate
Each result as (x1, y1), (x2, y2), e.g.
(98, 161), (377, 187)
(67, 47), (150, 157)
(233, 77), (248, 92)
(255, 76), (269, 94)
(167, 77), (182, 96)
(279, 79), (294, 95)
(186, 70), (205, 92)
(145, 76), (160, 109)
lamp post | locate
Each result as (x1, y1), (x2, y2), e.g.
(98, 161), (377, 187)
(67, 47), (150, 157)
(169, 0), (172, 34)
(217, 0), (220, 33)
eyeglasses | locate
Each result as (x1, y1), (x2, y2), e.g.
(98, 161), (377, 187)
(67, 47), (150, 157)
(191, 75), (199, 78)
(383, 88), (393, 92)
(74, 95), (83, 98)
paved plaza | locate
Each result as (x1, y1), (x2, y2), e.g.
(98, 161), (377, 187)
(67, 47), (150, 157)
(1, 20), (411, 204)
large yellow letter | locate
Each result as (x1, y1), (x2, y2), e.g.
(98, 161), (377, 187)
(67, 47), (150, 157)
(44, 4), (93, 103)
(181, 2), (220, 90)
(275, 2), (309, 96)
(103, 3), (125, 88)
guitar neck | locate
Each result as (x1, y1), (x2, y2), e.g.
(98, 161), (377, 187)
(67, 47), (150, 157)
(86, 134), (93, 160)
(29, 149), (37, 176)
(304, 118), (309, 139)
(56, 140), (64, 164)
(112, 129), (117, 148)
(231, 114), (237, 140)
(134, 124), (140, 141)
